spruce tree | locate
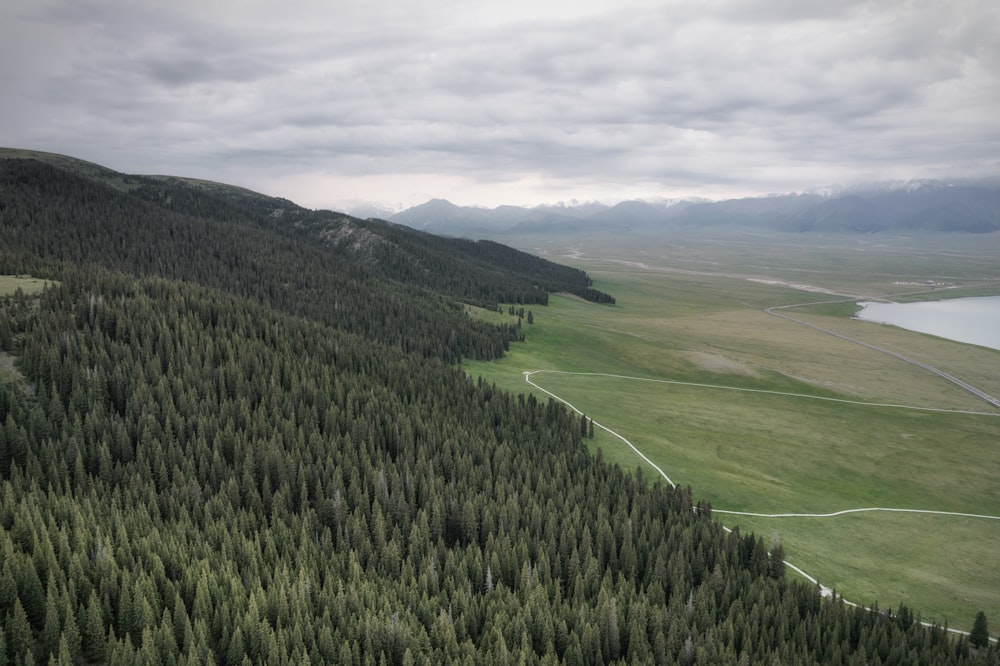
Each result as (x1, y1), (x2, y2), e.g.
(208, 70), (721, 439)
(970, 611), (989, 649)
(4, 599), (32, 665)
(769, 542), (786, 580)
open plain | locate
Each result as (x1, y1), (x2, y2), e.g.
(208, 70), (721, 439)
(466, 230), (1000, 632)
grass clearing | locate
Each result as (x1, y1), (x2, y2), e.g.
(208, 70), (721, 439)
(0, 275), (52, 385)
(0, 274), (51, 296)
(0, 352), (20, 382)
(465, 230), (1000, 631)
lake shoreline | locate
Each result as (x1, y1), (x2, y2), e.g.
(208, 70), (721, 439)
(855, 295), (1000, 351)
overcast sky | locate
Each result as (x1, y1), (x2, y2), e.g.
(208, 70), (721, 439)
(2, 0), (998, 211)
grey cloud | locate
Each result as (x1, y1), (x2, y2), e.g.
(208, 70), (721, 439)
(138, 51), (279, 87)
(1, 0), (997, 206)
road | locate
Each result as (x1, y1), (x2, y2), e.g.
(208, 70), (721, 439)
(765, 302), (1000, 411)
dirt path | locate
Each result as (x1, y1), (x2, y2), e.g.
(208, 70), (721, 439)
(713, 506), (1000, 521)
(527, 369), (1000, 417)
(523, 368), (999, 640)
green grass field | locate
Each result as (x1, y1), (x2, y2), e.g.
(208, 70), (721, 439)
(0, 274), (51, 297)
(0, 275), (51, 384)
(465, 231), (1000, 631)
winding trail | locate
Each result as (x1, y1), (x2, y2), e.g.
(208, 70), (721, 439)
(538, 250), (1000, 638)
(524, 371), (677, 488)
(714, 506), (1000, 521)
(527, 369), (1000, 417)
(523, 368), (1000, 639)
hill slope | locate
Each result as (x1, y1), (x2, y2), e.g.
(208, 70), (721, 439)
(0, 149), (993, 664)
(0, 148), (613, 310)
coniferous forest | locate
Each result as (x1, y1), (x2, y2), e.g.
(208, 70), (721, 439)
(0, 150), (996, 664)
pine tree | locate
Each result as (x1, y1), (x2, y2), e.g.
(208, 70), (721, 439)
(81, 590), (107, 662)
(54, 634), (73, 666)
(42, 590), (62, 659)
(4, 599), (32, 665)
(768, 542), (786, 580)
(0, 316), (12, 351)
(969, 611), (989, 649)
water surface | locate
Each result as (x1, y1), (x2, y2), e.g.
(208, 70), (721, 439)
(856, 295), (1000, 351)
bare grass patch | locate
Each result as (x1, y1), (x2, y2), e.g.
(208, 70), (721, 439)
(684, 350), (760, 377)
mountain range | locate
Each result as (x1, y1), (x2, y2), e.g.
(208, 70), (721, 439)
(375, 181), (1000, 237)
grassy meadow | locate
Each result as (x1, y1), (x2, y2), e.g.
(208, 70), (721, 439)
(0, 275), (51, 384)
(0, 274), (51, 297)
(464, 231), (1000, 631)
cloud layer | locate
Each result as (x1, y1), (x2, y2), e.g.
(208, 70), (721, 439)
(2, 0), (998, 208)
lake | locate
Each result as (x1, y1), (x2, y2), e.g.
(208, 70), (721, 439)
(855, 295), (1000, 351)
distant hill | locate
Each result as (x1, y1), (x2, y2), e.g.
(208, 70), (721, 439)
(386, 181), (1000, 236)
(388, 198), (612, 236)
(0, 148), (613, 323)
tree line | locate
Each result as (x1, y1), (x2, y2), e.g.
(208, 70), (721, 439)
(0, 273), (991, 664)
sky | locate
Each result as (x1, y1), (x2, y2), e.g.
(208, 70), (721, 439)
(2, 0), (998, 212)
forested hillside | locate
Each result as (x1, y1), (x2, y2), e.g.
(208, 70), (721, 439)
(0, 152), (614, 312)
(0, 151), (995, 664)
